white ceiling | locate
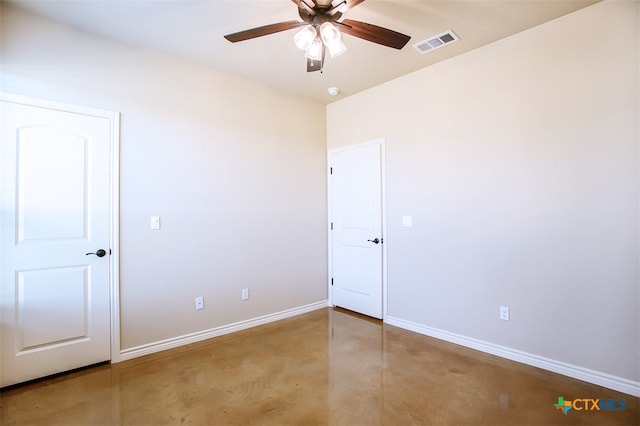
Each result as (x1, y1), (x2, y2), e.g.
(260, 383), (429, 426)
(8, 0), (600, 104)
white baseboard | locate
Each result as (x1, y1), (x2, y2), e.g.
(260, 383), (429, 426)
(385, 315), (640, 397)
(119, 300), (329, 362)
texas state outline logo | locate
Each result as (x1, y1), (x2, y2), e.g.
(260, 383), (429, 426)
(554, 397), (573, 414)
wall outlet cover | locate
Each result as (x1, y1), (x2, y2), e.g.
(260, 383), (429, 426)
(150, 216), (161, 230)
(499, 306), (510, 321)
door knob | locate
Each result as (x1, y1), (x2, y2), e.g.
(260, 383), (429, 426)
(85, 249), (107, 257)
(367, 238), (380, 244)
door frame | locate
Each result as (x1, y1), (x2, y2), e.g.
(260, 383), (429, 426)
(1, 92), (121, 363)
(327, 139), (388, 319)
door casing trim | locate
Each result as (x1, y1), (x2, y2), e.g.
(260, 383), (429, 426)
(327, 139), (388, 319)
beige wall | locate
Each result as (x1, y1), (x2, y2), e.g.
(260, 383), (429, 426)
(1, 4), (328, 350)
(328, 0), (639, 382)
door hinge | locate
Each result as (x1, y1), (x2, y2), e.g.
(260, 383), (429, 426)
(330, 222), (333, 230)
(330, 167), (333, 175)
(331, 278), (334, 286)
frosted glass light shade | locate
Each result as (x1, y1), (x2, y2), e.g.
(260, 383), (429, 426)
(294, 25), (317, 51)
(305, 37), (323, 61)
(320, 22), (347, 58)
(320, 22), (340, 44)
(326, 38), (347, 58)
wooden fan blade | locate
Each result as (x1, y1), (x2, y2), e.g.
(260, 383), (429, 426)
(332, 0), (366, 12)
(291, 0), (316, 15)
(224, 20), (305, 43)
(340, 19), (410, 49)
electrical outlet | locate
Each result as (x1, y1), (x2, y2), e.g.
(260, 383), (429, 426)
(499, 306), (510, 321)
(195, 296), (204, 310)
(150, 216), (160, 230)
(241, 288), (249, 300)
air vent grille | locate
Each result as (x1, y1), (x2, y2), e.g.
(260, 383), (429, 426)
(413, 30), (459, 54)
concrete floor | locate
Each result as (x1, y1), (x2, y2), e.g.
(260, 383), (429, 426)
(1, 308), (638, 425)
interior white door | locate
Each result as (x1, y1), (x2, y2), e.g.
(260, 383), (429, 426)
(330, 143), (383, 319)
(1, 98), (112, 387)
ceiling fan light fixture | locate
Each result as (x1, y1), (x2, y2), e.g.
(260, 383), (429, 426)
(320, 22), (340, 44)
(224, 0), (410, 73)
(294, 25), (317, 51)
(326, 38), (347, 58)
(305, 36), (323, 61)
(319, 22), (346, 58)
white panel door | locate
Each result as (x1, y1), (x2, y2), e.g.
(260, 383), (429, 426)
(1, 99), (112, 387)
(330, 143), (383, 319)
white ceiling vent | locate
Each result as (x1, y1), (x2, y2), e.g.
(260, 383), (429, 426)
(413, 30), (459, 54)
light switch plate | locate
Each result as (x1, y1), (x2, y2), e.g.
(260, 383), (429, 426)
(402, 216), (413, 227)
(150, 216), (160, 230)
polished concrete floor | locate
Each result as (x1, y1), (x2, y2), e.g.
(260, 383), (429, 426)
(1, 308), (638, 425)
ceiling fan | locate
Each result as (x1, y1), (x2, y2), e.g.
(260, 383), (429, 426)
(224, 0), (411, 72)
